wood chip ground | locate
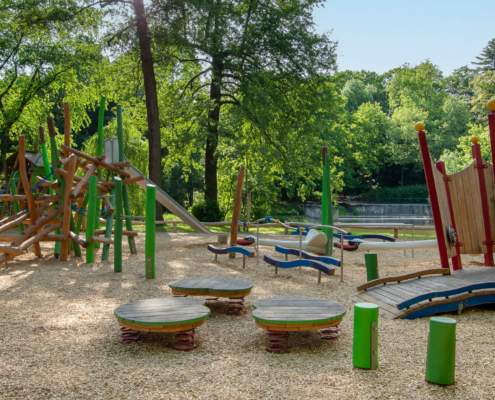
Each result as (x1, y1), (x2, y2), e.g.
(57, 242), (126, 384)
(1, 230), (494, 399)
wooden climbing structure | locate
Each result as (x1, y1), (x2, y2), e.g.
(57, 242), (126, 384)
(0, 98), (155, 274)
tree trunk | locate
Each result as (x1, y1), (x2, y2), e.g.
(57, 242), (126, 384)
(204, 57), (223, 202)
(133, 0), (164, 220)
(401, 165), (405, 187)
(281, 186), (289, 201)
(189, 187), (194, 207)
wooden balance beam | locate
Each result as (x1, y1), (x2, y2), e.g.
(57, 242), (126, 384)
(263, 254), (335, 283)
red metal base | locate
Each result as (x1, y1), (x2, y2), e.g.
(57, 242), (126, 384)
(267, 330), (289, 352)
(120, 327), (140, 344)
(228, 297), (245, 315)
(320, 325), (341, 340)
(175, 329), (196, 351)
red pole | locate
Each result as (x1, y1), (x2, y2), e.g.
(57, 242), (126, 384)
(417, 124), (450, 270)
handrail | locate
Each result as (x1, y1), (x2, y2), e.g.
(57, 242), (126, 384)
(357, 268), (450, 291)
(397, 282), (495, 310)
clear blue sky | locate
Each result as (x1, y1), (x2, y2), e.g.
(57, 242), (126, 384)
(313, 0), (495, 76)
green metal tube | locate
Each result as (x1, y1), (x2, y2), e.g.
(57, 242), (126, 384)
(10, 178), (24, 235)
(95, 96), (106, 249)
(114, 178), (123, 272)
(75, 192), (89, 236)
(40, 142), (55, 195)
(49, 134), (64, 257)
(85, 176), (97, 263)
(145, 184), (156, 279)
(425, 317), (456, 385)
(322, 152), (333, 255)
(116, 105), (137, 254)
(102, 184), (115, 261)
(352, 302), (379, 369)
(364, 253), (379, 282)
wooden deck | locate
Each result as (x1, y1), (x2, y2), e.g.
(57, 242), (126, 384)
(353, 267), (495, 319)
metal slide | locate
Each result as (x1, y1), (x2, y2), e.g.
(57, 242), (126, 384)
(104, 137), (223, 237)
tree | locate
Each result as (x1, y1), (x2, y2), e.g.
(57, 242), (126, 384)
(341, 79), (375, 112)
(0, 0), (102, 169)
(155, 0), (337, 201)
(472, 38), (495, 71)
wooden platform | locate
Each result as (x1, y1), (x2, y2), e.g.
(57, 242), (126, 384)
(353, 267), (495, 320)
(252, 296), (346, 331)
(114, 297), (210, 332)
(168, 277), (254, 298)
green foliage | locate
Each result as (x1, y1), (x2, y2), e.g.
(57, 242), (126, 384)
(190, 199), (223, 222)
(338, 206), (347, 216)
(363, 184), (429, 200)
(352, 209), (359, 216)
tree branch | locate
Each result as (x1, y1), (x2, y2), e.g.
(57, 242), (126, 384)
(180, 68), (211, 99)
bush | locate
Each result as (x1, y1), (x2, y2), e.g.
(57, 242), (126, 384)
(190, 199), (223, 222)
(338, 206), (348, 216)
(352, 209), (359, 216)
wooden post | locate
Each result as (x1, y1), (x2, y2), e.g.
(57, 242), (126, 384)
(229, 166), (244, 257)
(9, 178), (24, 235)
(417, 124), (450, 269)
(19, 136), (41, 257)
(436, 161), (462, 270)
(114, 177), (123, 272)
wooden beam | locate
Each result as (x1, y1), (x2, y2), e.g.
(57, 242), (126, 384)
(70, 164), (98, 199)
(60, 145), (131, 178)
(12, 205), (63, 247)
(16, 223), (63, 254)
(69, 231), (88, 248)
(93, 229), (138, 237)
(99, 175), (144, 187)
(87, 236), (114, 245)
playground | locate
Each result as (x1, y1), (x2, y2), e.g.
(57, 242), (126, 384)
(0, 231), (494, 399)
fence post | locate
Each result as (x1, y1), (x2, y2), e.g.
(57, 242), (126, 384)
(425, 317), (456, 385)
(364, 253), (379, 281)
(145, 184), (156, 279)
(114, 178), (123, 272)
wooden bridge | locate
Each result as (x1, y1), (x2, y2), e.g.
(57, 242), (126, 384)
(353, 267), (495, 319)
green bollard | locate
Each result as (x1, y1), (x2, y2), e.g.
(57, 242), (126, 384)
(114, 178), (123, 272)
(145, 184), (156, 279)
(353, 303), (379, 370)
(425, 317), (456, 385)
(85, 176), (97, 263)
(365, 253), (379, 281)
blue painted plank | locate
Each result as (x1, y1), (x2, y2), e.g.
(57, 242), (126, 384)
(207, 245), (228, 255)
(397, 282), (495, 309)
(208, 245), (255, 257)
(332, 233), (395, 242)
(263, 255), (333, 275)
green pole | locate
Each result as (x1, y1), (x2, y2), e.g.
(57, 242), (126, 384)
(114, 177), (123, 272)
(94, 96), (106, 249)
(85, 175), (97, 263)
(117, 105), (137, 254)
(364, 253), (379, 282)
(353, 303), (379, 369)
(9, 178), (24, 235)
(145, 184), (156, 279)
(48, 120), (64, 257)
(40, 144), (55, 196)
(75, 192), (89, 236)
(322, 147), (333, 255)
(102, 183), (115, 261)
(425, 317), (456, 385)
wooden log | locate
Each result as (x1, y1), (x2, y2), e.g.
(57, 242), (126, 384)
(0, 212), (31, 235)
(356, 268), (451, 291)
(70, 164), (98, 199)
(69, 231), (89, 248)
(101, 195), (114, 215)
(81, 155), (106, 166)
(0, 244), (21, 256)
(57, 168), (110, 193)
(100, 175), (145, 187)
(87, 236), (114, 245)
(12, 205), (63, 247)
(60, 155), (77, 261)
(17, 223), (63, 254)
(93, 229), (138, 237)
(19, 136), (41, 257)
(61, 145), (131, 178)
